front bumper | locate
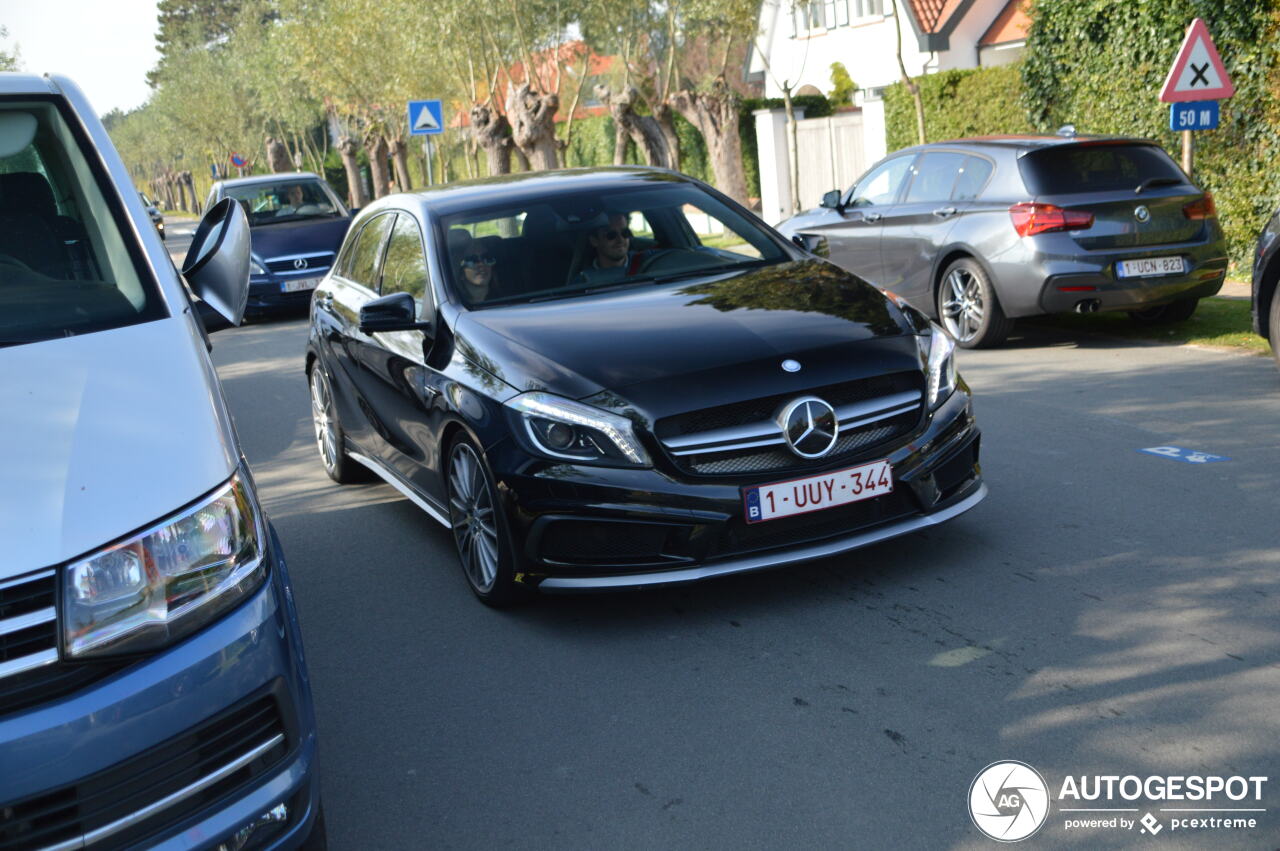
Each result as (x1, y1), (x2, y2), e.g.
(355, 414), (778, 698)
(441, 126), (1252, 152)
(490, 388), (985, 591)
(247, 274), (325, 314)
(0, 528), (320, 850)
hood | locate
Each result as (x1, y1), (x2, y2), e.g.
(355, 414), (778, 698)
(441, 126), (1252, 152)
(1, 318), (238, 577)
(454, 259), (921, 419)
(249, 215), (351, 262)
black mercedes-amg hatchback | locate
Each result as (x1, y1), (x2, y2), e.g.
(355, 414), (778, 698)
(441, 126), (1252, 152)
(305, 168), (986, 605)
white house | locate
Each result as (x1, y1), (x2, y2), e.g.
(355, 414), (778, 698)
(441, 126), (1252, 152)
(749, 0), (1029, 222)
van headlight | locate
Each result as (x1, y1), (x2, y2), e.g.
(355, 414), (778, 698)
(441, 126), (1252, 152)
(64, 472), (267, 658)
(507, 392), (651, 467)
(923, 324), (957, 409)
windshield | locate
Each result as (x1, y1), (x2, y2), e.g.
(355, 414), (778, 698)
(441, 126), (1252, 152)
(0, 98), (165, 347)
(438, 183), (788, 308)
(222, 179), (344, 226)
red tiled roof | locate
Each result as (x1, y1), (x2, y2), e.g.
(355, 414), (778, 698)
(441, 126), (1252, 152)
(906, 0), (968, 34)
(979, 0), (1030, 46)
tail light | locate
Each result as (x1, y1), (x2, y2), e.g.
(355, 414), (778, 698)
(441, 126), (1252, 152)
(1183, 192), (1216, 220)
(1009, 202), (1094, 237)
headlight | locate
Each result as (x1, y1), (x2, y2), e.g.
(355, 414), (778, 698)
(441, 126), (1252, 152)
(923, 323), (957, 409)
(250, 258), (267, 275)
(64, 472), (267, 658)
(507, 392), (651, 467)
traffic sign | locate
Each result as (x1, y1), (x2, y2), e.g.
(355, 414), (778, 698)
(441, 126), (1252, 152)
(229, 152), (246, 168)
(1169, 100), (1219, 131)
(1160, 18), (1234, 103)
(408, 100), (444, 136)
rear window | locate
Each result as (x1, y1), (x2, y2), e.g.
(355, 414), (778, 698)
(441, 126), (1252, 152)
(1019, 143), (1187, 195)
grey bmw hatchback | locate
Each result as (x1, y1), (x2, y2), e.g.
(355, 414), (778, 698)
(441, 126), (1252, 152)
(778, 134), (1228, 348)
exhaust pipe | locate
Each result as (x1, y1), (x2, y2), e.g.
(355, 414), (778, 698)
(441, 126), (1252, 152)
(1074, 299), (1102, 314)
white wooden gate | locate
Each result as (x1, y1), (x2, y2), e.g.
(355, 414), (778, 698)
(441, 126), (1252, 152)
(789, 111), (867, 210)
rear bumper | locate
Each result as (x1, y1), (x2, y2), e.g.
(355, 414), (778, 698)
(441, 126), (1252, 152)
(0, 528), (320, 850)
(987, 233), (1229, 318)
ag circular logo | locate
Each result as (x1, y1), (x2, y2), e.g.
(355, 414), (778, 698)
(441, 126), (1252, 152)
(969, 761), (1050, 842)
(777, 396), (838, 459)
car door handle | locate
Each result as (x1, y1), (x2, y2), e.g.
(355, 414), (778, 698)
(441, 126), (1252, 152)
(933, 207), (957, 218)
(863, 212), (882, 223)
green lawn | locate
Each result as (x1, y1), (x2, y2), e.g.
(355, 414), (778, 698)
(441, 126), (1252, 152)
(1029, 296), (1271, 355)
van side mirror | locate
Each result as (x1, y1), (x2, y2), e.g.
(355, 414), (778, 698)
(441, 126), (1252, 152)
(820, 190), (843, 210)
(182, 198), (250, 326)
(359, 291), (434, 336)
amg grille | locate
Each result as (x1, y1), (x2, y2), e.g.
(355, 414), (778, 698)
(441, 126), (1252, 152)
(0, 695), (288, 850)
(657, 372), (924, 477)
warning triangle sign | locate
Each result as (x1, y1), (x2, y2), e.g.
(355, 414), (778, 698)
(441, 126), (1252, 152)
(1160, 18), (1234, 103)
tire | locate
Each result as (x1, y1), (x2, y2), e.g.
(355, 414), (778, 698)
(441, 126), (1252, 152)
(936, 257), (1012, 349)
(1128, 296), (1199, 325)
(446, 435), (526, 607)
(1269, 289), (1280, 370)
(308, 364), (369, 484)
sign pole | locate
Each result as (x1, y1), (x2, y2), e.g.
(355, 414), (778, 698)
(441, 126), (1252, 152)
(1181, 129), (1193, 176)
(424, 137), (434, 186)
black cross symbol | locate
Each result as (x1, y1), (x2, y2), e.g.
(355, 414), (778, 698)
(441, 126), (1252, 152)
(1190, 62), (1210, 87)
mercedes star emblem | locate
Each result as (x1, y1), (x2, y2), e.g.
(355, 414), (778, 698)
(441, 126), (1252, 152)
(1134, 205), (1151, 223)
(777, 396), (838, 459)
(782, 359), (802, 373)
(293, 258), (309, 270)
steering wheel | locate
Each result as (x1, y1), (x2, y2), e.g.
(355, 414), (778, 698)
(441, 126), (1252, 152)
(634, 248), (722, 275)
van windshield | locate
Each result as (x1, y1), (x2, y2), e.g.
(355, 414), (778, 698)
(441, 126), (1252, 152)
(222, 179), (344, 226)
(0, 98), (164, 346)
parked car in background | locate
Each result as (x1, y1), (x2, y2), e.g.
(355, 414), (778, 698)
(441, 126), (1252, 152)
(206, 172), (351, 316)
(306, 168), (986, 606)
(1251, 207), (1280, 369)
(139, 190), (164, 239)
(778, 134), (1228, 348)
(0, 73), (323, 848)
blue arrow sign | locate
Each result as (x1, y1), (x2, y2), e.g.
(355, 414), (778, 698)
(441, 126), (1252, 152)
(408, 100), (444, 136)
(1170, 101), (1219, 131)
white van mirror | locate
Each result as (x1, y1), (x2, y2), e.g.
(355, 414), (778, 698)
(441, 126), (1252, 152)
(182, 198), (251, 326)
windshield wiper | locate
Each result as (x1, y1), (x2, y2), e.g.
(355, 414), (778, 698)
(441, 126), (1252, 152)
(1135, 176), (1183, 194)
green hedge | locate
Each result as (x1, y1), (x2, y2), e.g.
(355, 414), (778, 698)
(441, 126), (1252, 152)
(884, 2), (1280, 271)
(884, 65), (1031, 152)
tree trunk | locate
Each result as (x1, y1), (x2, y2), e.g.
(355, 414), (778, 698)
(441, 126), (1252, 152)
(388, 137), (412, 192)
(365, 134), (391, 198)
(653, 103), (681, 173)
(506, 82), (560, 171)
(338, 135), (369, 208)
(184, 172), (200, 214)
(265, 136), (291, 173)
(893, 3), (927, 145)
(514, 148), (531, 172)
(669, 77), (748, 205)
(596, 84), (672, 168)
(470, 104), (512, 176)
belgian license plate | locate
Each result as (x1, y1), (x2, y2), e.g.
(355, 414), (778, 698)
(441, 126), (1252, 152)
(743, 459), (893, 524)
(281, 277), (319, 293)
(1116, 256), (1185, 278)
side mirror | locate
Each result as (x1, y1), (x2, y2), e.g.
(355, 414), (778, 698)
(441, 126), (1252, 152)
(820, 190), (843, 210)
(359, 291), (433, 335)
(791, 233), (830, 258)
(182, 198), (250, 326)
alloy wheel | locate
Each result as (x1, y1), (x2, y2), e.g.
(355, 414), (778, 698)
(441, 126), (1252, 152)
(310, 369), (339, 474)
(941, 267), (984, 343)
(449, 443), (500, 593)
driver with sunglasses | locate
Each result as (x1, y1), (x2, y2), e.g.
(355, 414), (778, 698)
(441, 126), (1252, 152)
(577, 212), (641, 285)
(449, 230), (503, 304)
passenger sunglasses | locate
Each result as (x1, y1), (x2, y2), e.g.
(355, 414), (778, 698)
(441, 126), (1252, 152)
(599, 228), (632, 240)
(461, 254), (497, 268)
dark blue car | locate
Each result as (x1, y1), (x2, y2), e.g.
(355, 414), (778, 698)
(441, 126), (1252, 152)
(207, 173), (353, 316)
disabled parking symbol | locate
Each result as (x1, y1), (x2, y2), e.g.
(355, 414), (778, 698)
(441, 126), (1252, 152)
(1138, 446), (1230, 464)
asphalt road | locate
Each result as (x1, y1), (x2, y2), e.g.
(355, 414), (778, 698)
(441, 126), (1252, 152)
(206, 301), (1280, 849)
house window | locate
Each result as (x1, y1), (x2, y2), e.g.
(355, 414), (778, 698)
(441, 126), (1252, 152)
(851, 0), (883, 19)
(792, 0), (882, 36)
